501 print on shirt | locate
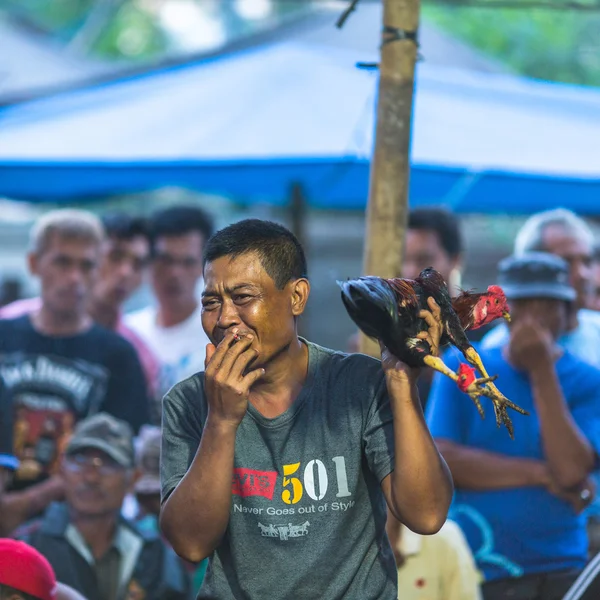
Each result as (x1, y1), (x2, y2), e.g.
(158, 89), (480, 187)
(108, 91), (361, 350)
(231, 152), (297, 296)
(232, 456), (356, 542)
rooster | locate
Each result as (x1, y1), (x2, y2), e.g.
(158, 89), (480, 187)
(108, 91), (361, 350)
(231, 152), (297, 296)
(339, 268), (528, 438)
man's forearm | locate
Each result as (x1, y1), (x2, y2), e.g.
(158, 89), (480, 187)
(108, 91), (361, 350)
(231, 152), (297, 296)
(531, 365), (595, 488)
(436, 439), (548, 490)
(160, 417), (237, 563)
(385, 380), (453, 534)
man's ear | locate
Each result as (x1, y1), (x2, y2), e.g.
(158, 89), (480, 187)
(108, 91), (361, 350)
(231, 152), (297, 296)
(290, 278), (310, 317)
(27, 252), (39, 277)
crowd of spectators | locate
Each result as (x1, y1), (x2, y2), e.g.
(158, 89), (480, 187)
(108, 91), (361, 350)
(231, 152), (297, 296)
(1, 203), (599, 600)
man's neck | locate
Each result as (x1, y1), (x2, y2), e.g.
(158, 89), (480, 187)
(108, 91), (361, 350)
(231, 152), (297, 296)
(71, 512), (119, 560)
(89, 297), (120, 330)
(249, 338), (309, 418)
(31, 306), (91, 336)
(156, 300), (198, 328)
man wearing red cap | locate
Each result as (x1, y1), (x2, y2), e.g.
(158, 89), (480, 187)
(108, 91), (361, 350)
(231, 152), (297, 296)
(0, 538), (57, 600)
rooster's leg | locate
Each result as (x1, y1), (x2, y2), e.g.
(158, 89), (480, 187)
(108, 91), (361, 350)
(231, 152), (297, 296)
(463, 346), (529, 437)
(423, 355), (486, 419)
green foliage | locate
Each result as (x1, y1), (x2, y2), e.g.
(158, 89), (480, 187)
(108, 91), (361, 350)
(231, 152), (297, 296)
(422, 2), (600, 86)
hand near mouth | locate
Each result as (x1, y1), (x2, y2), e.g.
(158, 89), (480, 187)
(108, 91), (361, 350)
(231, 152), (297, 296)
(204, 329), (264, 428)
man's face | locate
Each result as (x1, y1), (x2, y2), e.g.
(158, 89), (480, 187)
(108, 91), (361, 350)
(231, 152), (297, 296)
(29, 235), (100, 318)
(201, 252), (308, 369)
(94, 235), (150, 308)
(508, 297), (568, 340)
(542, 224), (593, 310)
(403, 229), (459, 284)
(151, 232), (204, 308)
(62, 448), (133, 517)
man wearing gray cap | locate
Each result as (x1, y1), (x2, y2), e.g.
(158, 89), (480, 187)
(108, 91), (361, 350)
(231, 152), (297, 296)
(426, 252), (600, 600)
(14, 413), (191, 600)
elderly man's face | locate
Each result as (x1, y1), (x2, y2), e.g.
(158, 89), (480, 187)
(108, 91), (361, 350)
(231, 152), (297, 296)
(542, 224), (593, 310)
(62, 449), (133, 518)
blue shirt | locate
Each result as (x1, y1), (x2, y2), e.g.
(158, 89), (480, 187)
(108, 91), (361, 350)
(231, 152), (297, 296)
(426, 346), (600, 581)
(482, 309), (600, 518)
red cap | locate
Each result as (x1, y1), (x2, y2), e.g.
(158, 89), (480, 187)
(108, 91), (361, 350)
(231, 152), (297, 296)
(0, 539), (57, 600)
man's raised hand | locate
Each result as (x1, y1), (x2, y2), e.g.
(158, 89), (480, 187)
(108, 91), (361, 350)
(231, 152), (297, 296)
(204, 329), (264, 428)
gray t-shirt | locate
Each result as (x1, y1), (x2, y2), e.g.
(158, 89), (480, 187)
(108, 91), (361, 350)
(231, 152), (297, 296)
(161, 341), (398, 600)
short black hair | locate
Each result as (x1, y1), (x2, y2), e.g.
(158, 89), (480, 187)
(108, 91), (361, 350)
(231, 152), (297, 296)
(102, 213), (150, 241)
(203, 219), (308, 289)
(0, 584), (42, 600)
(150, 205), (214, 251)
(408, 207), (463, 259)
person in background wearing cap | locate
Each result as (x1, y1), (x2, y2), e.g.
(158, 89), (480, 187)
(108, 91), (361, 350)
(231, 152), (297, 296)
(133, 427), (207, 594)
(426, 252), (600, 600)
(14, 413), (191, 600)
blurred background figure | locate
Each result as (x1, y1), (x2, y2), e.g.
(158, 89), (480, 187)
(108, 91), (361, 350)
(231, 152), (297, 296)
(0, 538), (58, 600)
(589, 246), (600, 312)
(132, 427), (207, 593)
(479, 209), (600, 554)
(386, 510), (482, 600)
(0, 210), (149, 536)
(402, 207), (464, 297)
(125, 205), (214, 398)
(482, 208), (600, 366)
(0, 212), (161, 414)
(15, 413), (190, 600)
(428, 253), (600, 600)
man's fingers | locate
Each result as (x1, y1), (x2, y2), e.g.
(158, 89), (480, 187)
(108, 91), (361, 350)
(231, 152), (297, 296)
(240, 367), (265, 390)
(418, 309), (440, 332)
(217, 334), (254, 377)
(427, 297), (442, 319)
(229, 346), (260, 380)
(205, 329), (240, 372)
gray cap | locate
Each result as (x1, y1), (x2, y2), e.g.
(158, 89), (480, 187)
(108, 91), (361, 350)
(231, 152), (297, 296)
(134, 426), (161, 494)
(66, 413), (135, 468)
(498, 252), (576, 302)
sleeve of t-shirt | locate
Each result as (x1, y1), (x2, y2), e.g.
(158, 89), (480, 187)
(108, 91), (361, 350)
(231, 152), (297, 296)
(425, 352), (470, 444)
(363, 373), (395, 483)
(101, 338), (150, 434)
(0, 379), (18, 470)
(161, 377), (204, 504)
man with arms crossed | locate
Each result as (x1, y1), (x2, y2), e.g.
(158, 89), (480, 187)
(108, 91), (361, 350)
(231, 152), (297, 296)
(160, 219), (453, 599)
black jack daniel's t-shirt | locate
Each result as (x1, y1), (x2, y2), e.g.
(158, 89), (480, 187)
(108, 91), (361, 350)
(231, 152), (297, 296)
(0, 315), (149, 490)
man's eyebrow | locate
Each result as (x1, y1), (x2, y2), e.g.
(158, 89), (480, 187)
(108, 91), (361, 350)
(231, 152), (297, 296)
(202, 284), (258, 298)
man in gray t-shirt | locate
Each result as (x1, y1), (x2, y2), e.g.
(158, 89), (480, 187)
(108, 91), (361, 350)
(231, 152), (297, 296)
(159, 219), (453, 600)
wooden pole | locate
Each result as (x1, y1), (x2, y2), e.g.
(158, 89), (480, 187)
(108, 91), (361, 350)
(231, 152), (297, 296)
(359, 0), (420, 357)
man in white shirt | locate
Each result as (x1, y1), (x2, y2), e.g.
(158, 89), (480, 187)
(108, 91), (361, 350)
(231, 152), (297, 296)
(125, 205), (214, 397)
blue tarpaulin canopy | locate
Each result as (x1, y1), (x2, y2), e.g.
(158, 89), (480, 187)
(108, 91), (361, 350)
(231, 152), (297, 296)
(0, 35), (599, 213)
